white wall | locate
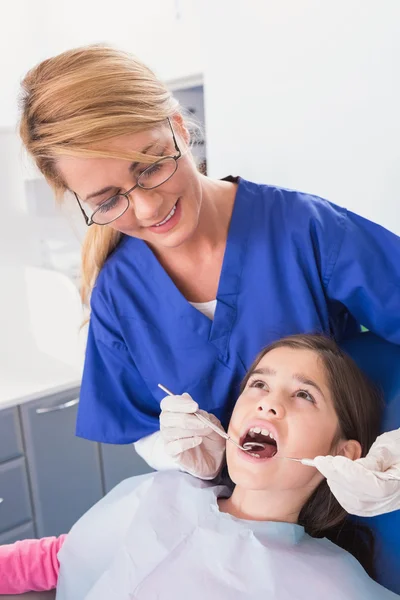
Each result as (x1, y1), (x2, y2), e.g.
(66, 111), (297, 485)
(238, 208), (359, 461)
(201, 0), (400, 234)
(0, 0), (203, 128)
(0, 2), (35, 129)
(0, 129), (42, 266)
(1, 0), (399, 242)
(0, 0), (204, 272)
(1, 1), (398, 374)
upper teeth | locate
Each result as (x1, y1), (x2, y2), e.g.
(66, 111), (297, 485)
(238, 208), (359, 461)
(248, 427), (275, 441)
(155, 203), (177, 226)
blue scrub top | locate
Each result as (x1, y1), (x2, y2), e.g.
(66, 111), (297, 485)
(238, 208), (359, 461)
(76, 177), (400, 444)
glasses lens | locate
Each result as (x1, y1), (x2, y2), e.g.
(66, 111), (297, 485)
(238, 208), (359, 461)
(92, 194), (129, 225)
(138, 157), (177, 189)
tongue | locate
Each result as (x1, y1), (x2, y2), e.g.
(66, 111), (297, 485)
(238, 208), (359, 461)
(255, 443), (277, 459)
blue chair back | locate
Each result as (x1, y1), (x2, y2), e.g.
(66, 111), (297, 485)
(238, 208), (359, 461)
(341, 332), (400, 594)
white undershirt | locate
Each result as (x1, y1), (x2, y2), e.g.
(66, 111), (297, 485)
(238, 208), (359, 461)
(189, 299), (217, 320)
(134, 299), (218, 470)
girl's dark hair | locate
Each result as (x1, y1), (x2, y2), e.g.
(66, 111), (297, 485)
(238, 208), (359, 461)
(241, 334), (383, 578)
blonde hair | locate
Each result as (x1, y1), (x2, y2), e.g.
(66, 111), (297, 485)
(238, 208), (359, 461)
(19, 45), (181, 305)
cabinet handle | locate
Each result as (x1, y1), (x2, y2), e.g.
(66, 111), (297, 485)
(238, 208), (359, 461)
(36, 398), (79, 414)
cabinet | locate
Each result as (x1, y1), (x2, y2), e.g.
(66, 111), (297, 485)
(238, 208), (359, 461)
(0, 406), (34, 542)
(0, 522), (35, 545)
(0, 459), (32, 533)
(20, 388), (103, 537)
(0, 407), (23, 463)
(0, 386), (152, 541)
(100, 442), (152, 494)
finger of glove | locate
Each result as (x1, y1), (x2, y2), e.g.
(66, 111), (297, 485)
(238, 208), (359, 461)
(355, 453), (385, 472)
(364, 429), (400, 469)
(313, 455), (350, 479)
(314, 455), (399, 499)
(327, 480), (400, 517)
(161, 426), (211, 442)
(197, 409), (224, 430)
(363, 445), (400, 472)
(160, 393), (199, 414)
(164, 436), (203, 457)
(326, 481), (367, 513)
(160, 411), (210, 432)
(314, 455), (378, 484)
(324, 482), (377, 517)
(374, 428), (400, 452)
(343, 457), (400, 490)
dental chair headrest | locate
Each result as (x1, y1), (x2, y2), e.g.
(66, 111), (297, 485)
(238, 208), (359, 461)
(342, 332), (400, 595)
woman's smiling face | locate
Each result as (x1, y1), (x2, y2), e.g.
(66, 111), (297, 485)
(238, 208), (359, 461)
(57, 118), (203, 249)
(227, 346), (344, 493)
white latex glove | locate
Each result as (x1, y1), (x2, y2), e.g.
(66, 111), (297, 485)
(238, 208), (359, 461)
(314, 429), (400, 517)
(134, 431), (181, 471)
(159, 393), (226, 480)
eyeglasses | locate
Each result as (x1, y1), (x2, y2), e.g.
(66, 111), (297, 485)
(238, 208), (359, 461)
(74, 118), (181, 226)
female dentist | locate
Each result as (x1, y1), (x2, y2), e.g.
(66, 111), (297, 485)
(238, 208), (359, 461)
(19, 45), (400, 514)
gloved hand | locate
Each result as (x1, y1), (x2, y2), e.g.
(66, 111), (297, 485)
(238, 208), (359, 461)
(313, 428), (400, 517)
(159, 393), (226, 480)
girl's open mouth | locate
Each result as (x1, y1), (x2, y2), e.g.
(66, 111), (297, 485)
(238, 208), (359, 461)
(240, 426), (278, 459)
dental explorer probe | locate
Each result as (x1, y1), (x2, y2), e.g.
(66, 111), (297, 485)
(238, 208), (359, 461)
(242, 442), (316, 465)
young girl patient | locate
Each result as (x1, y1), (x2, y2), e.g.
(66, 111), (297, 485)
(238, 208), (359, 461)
(0, 335), (398, 598)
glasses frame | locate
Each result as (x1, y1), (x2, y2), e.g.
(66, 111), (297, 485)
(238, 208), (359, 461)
(74, 117), (181, 226)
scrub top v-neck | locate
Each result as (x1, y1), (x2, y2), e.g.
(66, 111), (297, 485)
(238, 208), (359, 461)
(125, 174), (251, 361)
(77, 177), (400, 444)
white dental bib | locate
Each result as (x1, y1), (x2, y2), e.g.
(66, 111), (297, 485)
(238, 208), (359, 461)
(56, 472), (397, 599)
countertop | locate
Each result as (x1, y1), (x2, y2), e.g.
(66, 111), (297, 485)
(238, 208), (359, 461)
(0, 352), (82, 411)
(0, 265), (85, 410)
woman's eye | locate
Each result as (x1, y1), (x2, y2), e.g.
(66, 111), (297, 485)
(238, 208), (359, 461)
(296, 389), (315, 403)
(140, 163), (162, 179)
(249, 379), (269, 391)
(98, 196), (119, 214)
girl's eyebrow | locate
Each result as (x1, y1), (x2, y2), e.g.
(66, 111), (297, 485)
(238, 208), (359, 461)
(250, 366), (277, 377)
(293, 373), (325, 400)
(249, 367), (326, 401)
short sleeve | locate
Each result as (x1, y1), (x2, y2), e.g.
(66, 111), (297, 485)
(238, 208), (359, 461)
(321, 204), (400, 344)
(76, 289), (160, 444)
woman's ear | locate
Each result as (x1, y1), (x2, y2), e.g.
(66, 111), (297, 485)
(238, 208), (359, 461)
(172, 113), (191, 145)
(336, 439), (362, 461)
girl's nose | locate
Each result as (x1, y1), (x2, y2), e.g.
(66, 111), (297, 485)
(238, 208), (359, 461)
(256, 396), (286, 419)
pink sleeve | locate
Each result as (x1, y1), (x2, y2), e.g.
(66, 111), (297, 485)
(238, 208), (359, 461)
(0, 534), (67, 594)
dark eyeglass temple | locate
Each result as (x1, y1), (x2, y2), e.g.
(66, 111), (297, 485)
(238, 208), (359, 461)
(74, 192), (91, 226)
(167, 117), (181, 156)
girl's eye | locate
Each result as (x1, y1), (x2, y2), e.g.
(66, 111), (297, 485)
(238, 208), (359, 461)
(296, 389), (316, 404)
(249, 379), (269, 391)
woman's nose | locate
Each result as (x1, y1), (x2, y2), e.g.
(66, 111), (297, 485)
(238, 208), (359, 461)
(130, 188), (163, 222)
